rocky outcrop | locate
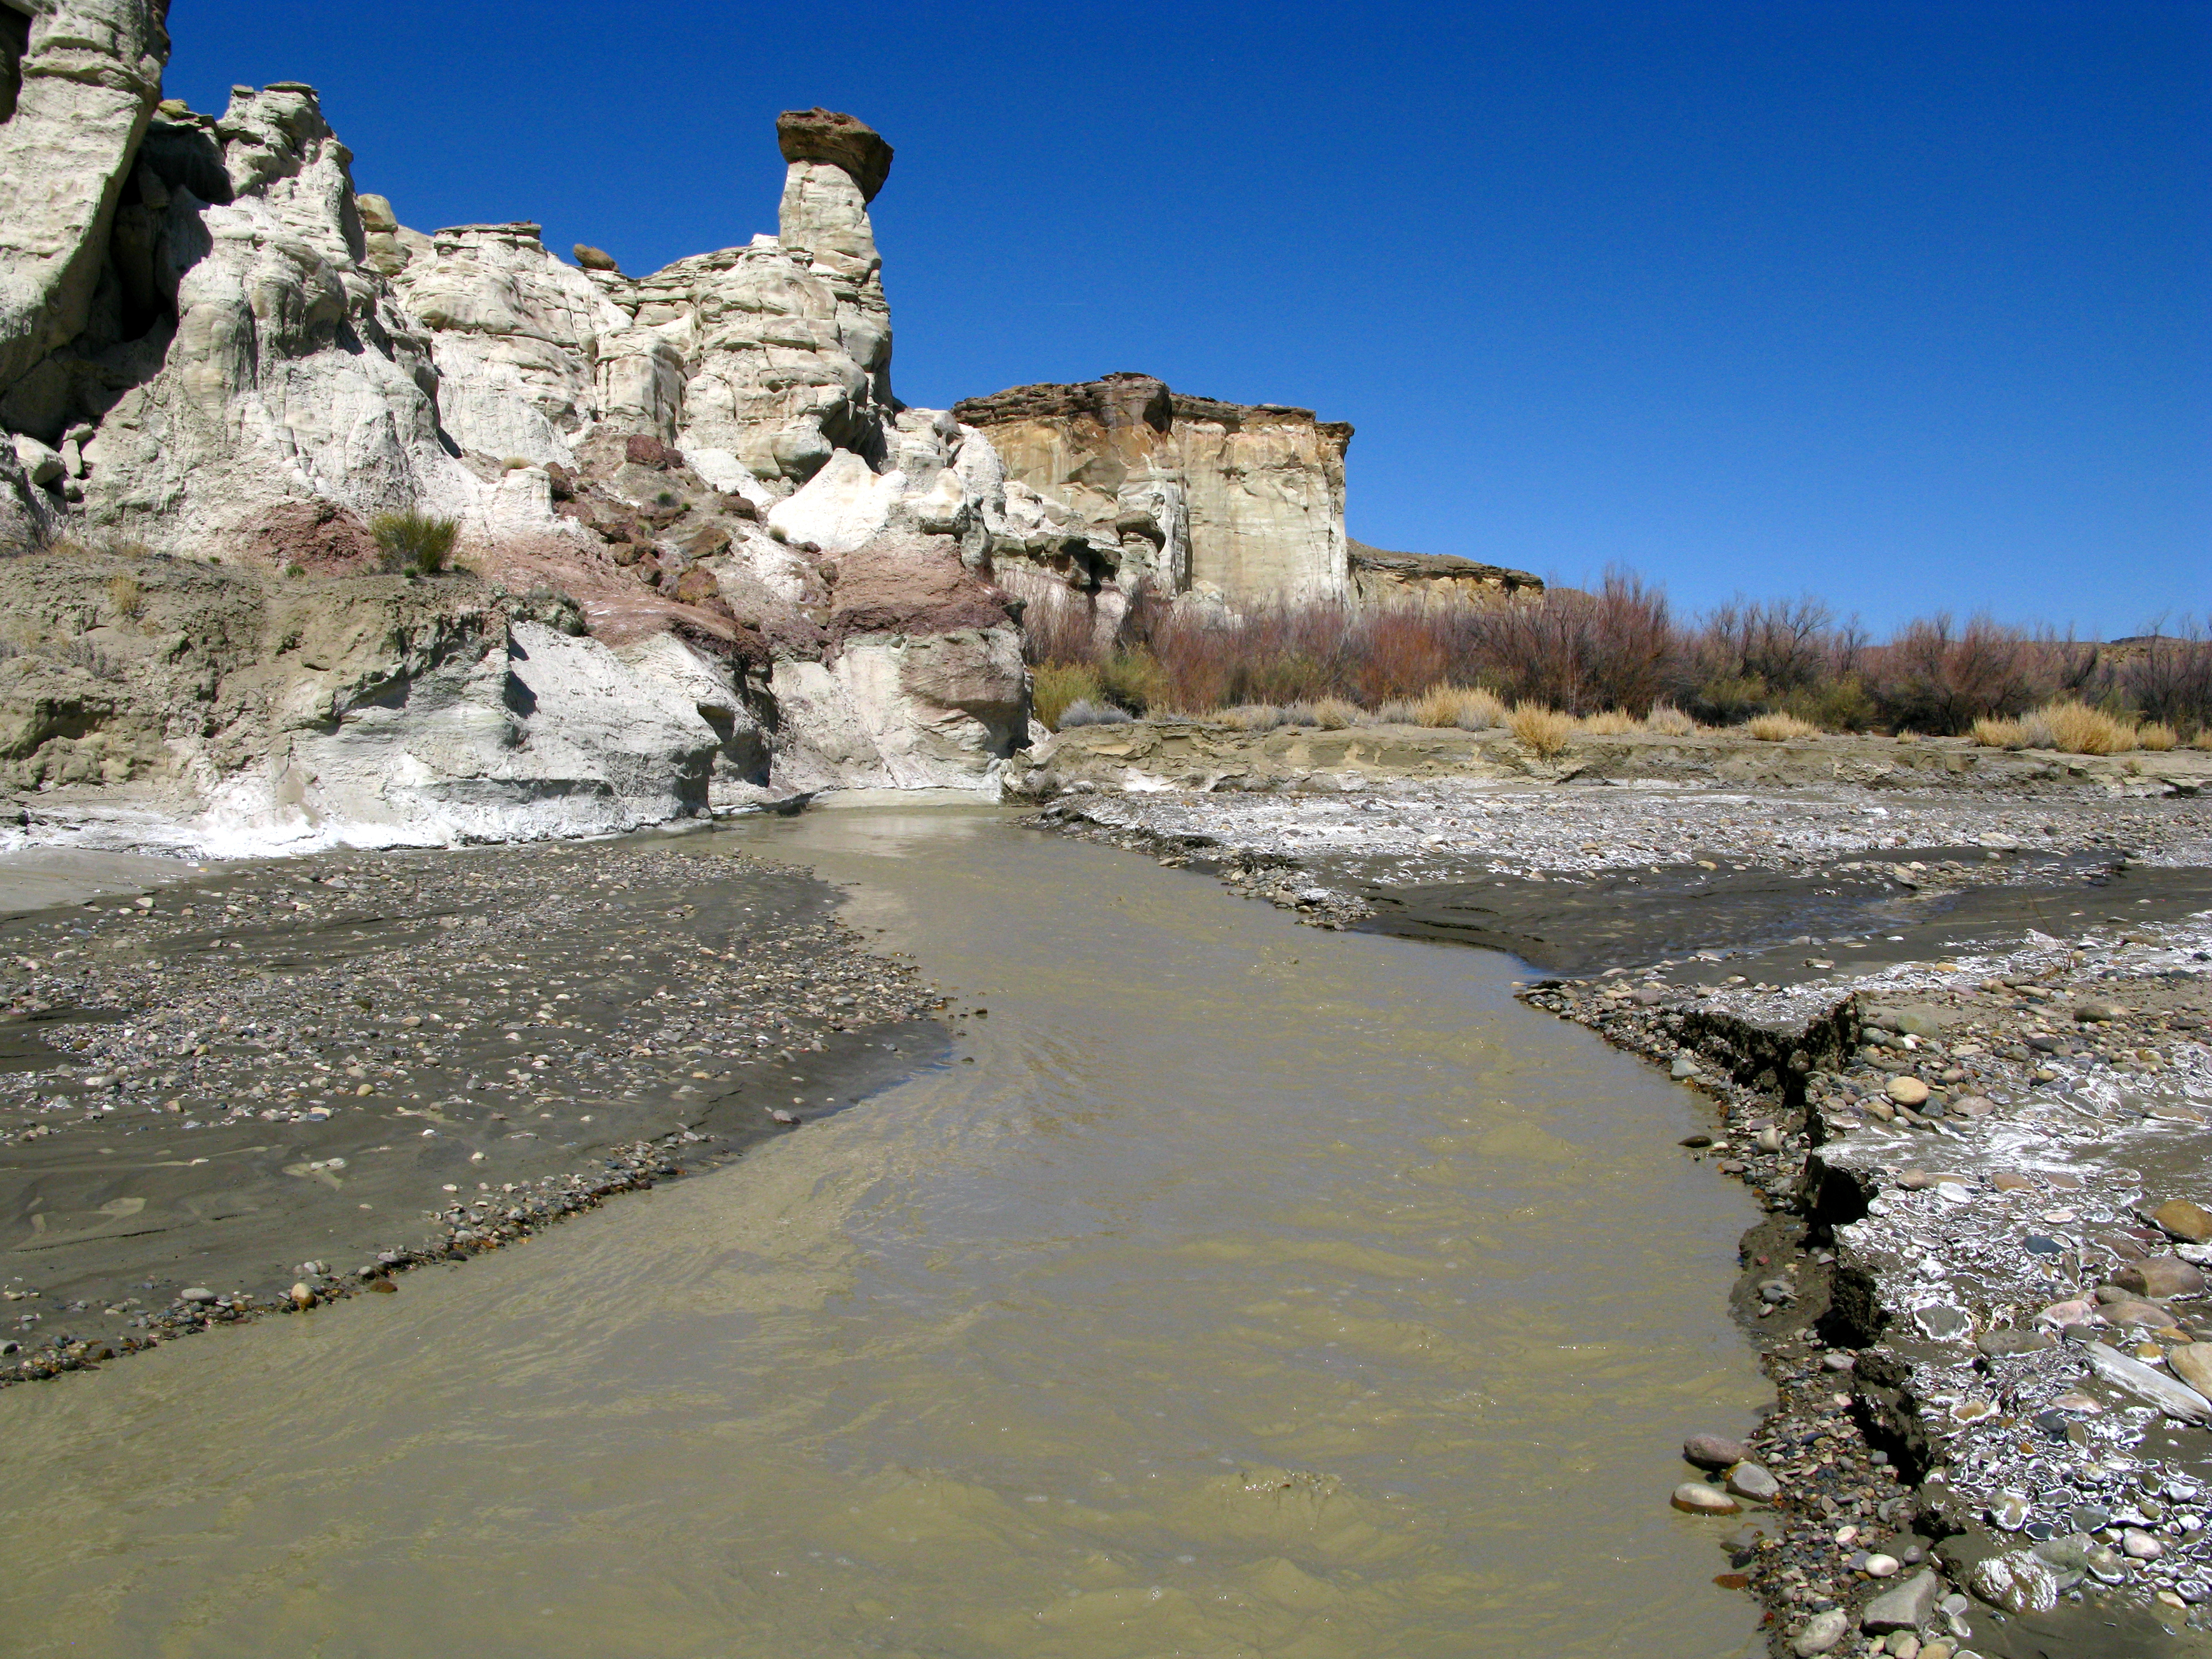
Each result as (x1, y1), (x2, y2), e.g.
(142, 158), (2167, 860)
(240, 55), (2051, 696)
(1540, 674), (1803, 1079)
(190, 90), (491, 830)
(1348, 539), (1542, 604)
(0, 8), (1029, 834)
(0, 547), (769, 852)
(953, 372), (1353, 610)
(0, 0), (168, 420)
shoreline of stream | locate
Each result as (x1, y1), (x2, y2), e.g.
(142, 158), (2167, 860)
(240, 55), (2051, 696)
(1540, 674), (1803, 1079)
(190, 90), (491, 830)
(1024, 737), (2212, 1659)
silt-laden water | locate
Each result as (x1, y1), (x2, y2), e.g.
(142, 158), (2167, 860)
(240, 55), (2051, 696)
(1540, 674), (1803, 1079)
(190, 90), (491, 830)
(0, 806), (1766, 1656)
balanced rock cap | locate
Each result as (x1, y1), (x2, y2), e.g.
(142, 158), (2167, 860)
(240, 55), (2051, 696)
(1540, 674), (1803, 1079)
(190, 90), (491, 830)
(776, 108), (894, 202)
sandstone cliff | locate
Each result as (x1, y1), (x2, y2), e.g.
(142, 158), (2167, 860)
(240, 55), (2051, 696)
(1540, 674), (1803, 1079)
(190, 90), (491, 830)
(953, 372), (1353, 614)
(1346, 540), (1544, 605)
(0, 2), (1033, 847)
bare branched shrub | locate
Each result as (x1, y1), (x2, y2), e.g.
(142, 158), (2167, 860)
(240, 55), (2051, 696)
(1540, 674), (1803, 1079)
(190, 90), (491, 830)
(1869, 615), (2040, 734)
(2119, 625), (2212, 735)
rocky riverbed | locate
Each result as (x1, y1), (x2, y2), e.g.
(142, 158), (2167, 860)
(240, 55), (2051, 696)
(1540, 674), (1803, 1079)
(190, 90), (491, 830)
(1027, 729), (2212, 1658)
(0, 832), (945, 1381)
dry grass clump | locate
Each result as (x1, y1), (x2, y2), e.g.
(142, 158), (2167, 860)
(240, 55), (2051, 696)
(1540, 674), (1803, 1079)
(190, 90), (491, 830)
(1744, 711), (1821, 741)
(1509, 702), (1575, 757)
(1642, 704), (1695, 735)
(2031, 699), (2138, 755)
(1970, 716), (2032, 749)
(1414, 683), (1506, 729)
(1577, 709), (1639, 735)
(107, 573), (143, 620)
(1311, 697), (1361, 730)
(370, 510), (458, 575)
(2138, 721), (2179, 752)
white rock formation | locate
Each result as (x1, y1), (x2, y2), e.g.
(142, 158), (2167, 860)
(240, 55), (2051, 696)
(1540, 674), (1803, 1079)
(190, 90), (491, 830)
(0, 6), (1032, 830)
(0, 0), (168, 414)
(952, 372), (1351, 609)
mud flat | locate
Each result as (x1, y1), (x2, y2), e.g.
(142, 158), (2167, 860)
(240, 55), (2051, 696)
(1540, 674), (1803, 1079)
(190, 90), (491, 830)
(0, 831), (941, 1379)
(1027, 720), (2212, 1657)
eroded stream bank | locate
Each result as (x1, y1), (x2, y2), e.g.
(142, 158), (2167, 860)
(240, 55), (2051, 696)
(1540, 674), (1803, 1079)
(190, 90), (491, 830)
(0, 805), (1768, 1657)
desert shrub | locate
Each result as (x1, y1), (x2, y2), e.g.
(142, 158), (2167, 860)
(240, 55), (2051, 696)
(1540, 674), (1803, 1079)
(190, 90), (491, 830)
(1578, 709), (1639, 735)
(1311, 697), (1361, 730)
(1509, 702), (1574, 756)
(1031, 662), (1100, 729)
(1869, 615), (2039, 734)
(55, 637), (121, 679)
(1056, 698), (1132, 728)
(2139, 721), (2180, 752)
(2030, 699), (2136, 755)
(370, 511), (458, 575)
(1374, 699), (1419, 725)
(1970, 716), (2033, 749)
(1095, 648), (1170, 714)
(107, 573), (143, 620)
(1778, 676), (1875, 732)
(2117, 626), (2212, 736)
(1220, 704), (1286, 731)
(1643, 704), (1695, 735)
(1744, 711), (1820, 741)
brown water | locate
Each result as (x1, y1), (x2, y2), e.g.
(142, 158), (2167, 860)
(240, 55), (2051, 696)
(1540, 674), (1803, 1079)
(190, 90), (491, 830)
(0, 805), (1766, 1657)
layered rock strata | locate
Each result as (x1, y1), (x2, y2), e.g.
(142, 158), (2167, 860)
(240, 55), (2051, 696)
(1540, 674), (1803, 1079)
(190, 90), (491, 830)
(952, 372), (1353, 613)
(0, 1), (1032, 834)
(1348, 539), (1543, 604)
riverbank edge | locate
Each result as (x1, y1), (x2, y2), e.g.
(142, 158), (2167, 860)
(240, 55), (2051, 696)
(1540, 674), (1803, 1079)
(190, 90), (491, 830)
(1023, 795), (2209, 1659)
(0, 842), (952, 1392)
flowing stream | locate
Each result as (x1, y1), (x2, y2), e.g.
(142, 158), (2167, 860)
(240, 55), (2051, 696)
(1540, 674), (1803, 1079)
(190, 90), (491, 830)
(0, 804), (1767, 1656)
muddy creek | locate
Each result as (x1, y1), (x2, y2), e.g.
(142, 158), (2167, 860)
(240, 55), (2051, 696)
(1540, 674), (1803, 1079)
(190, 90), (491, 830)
(0, 805), (1768, 1656)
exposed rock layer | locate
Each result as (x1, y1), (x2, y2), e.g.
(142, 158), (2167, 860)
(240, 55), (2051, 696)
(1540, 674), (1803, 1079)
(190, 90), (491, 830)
(954, 371), (1353, 606)
(0, 16), (1028, 830)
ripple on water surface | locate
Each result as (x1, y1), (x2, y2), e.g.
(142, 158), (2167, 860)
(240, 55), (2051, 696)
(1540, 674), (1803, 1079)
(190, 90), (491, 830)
(0, 807), (1766, 1658)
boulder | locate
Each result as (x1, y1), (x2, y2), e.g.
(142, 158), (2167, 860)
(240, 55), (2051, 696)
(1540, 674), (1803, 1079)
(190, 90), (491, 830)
(572, 242), (618, 271)
(1859, 1568), (1941, 1632)
(2150, 1199), (2212, 1244)
(774, 107), (894, 202)
(2111, 1258), (2206, 1300)
(1969, 1550), (2060, 1616)
(1683, 1432), (1748, 1470)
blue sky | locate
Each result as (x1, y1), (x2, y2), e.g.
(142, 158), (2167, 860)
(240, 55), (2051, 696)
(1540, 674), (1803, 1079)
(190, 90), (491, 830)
(166, 1), (2207, 636)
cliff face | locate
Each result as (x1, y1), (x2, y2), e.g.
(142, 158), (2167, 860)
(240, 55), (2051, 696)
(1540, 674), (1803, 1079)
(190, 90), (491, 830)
(0, 4), (1031, 842)
(953, 372), (1353, 608)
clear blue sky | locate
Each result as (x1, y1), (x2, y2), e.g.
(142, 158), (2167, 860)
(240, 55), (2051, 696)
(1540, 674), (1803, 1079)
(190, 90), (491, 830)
(166, 1), (2208, 637)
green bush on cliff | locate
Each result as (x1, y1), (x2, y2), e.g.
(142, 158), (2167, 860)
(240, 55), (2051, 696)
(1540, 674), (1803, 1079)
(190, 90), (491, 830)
(370, 511), (458, 575)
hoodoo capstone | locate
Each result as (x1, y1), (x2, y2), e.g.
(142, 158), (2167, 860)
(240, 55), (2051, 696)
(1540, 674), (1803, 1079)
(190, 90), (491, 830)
(0, 5), (1035, 845)
(774, 107), (894, 203)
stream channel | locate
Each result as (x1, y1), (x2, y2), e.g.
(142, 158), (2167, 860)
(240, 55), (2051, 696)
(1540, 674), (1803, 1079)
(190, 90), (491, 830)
(0, 803), (1770, 1656)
